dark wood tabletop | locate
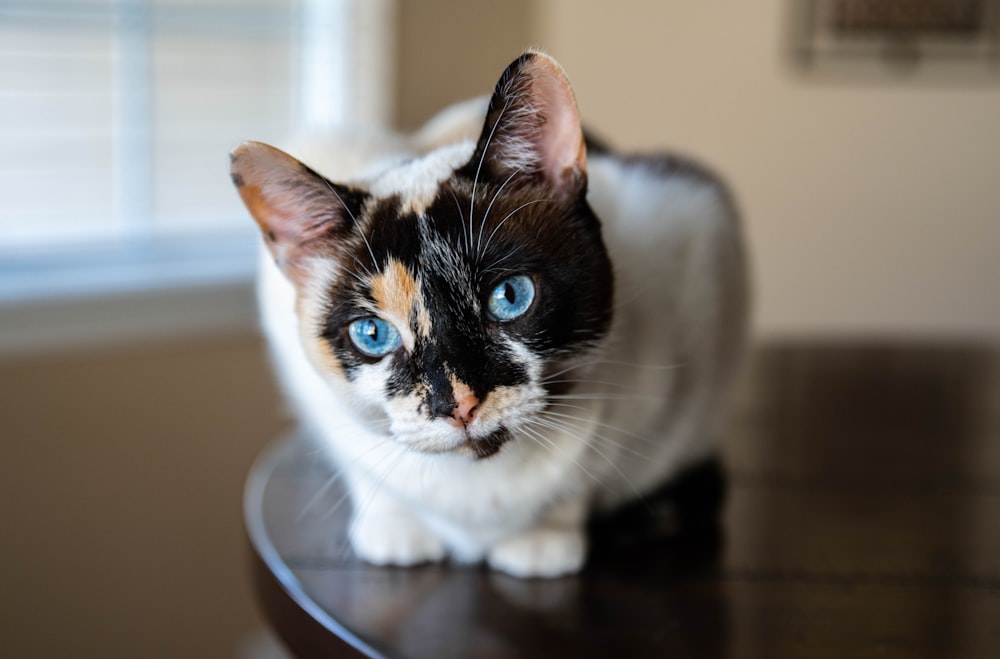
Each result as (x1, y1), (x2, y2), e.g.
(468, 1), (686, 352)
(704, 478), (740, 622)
(245, 342), (1000, 658)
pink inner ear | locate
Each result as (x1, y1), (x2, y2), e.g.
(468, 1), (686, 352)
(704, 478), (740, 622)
(529, 58), (586, 185)
(231, 140), (347, 279)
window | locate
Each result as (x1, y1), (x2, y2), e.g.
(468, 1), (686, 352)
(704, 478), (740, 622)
(0, 0), (394, 349)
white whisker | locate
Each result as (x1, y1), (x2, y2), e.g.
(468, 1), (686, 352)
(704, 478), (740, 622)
(296, 435), (392, 522)
(541, 377), (637, 390)
(480, 198), (549, 266)
(341, 446), (408, 557)
(356, 227), (379, 274)
(447, 186), (470, 255)
(541, 359), (600, 381)
(546, 393), (664, 402)
(540, 412), (651, 460)
(320, 487), (354, 523)
(470, 98), (512, 250)
(519, 423), (609, 491)
(476, 166), (522, 259)
(530, 416), (647, 502)
(346, 260), (375, 284)
(318, 176), (379, 272)
(319, 177), (357, 224)
(539, 406), (663, 446)
(546, 358), (686, 379)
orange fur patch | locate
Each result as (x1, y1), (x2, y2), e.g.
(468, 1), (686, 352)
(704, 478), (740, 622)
(296, 294), (344, 377)
(415, 300), (433, 338)
(371, 259), (417, 318)
(370, 259), (430, 339)
(450, 374), (475, 405)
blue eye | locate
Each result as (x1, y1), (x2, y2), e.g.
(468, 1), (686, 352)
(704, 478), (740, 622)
(487, 275), (535, 321)
(348, 317), (402, 358)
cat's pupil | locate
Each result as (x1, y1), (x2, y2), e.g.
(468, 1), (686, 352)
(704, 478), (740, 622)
(503, 283), (516, 303)
(363, 320), (378, 340)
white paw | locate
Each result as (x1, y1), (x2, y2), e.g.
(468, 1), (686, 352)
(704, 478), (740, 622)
(350, 512), (446, 567)
(487, 528), (587, 578)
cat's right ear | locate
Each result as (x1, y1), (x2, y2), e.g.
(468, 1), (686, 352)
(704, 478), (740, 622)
(230, 141), (362, 282)
(466, 51), (587, 197)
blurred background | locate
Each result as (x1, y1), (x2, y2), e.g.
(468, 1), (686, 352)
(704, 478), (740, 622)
(1, 0), (998, 656)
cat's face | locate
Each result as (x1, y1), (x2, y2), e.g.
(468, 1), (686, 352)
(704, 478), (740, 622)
(232, 52), (612, 458)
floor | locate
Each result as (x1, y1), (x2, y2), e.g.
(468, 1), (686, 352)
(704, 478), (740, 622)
(0, 333), (287, 659)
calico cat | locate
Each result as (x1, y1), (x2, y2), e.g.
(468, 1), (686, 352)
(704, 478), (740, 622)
(230, 51), (748, 578)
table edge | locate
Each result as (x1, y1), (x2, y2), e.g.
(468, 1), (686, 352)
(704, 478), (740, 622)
(243, 436), (383, 659)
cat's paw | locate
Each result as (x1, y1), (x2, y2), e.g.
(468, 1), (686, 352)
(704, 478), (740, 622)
(350, 513), (446, 567)
(487, 527), (586, 578)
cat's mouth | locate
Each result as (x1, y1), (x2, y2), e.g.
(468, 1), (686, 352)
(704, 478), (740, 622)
(397, 425), (513, 459)
(462, 427), (512, 460)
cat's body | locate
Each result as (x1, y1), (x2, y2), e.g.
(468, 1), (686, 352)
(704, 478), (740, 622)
(234, 52), (747, 578)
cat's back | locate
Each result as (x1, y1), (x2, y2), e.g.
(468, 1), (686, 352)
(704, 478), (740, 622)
(589, 146), (747, 375)
(588, 150), (740, 270)
(583, 148), (748, 492)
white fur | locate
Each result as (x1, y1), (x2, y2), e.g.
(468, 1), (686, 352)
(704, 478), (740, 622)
(368, 142), (474, 216)
(259, 100), (747, 578)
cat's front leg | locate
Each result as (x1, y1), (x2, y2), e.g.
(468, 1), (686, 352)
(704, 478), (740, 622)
(487, 498), (588, 578)
(348, 480), (446, 567)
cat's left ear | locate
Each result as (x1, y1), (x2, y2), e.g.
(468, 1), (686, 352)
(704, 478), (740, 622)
(467, 51), (586, 196)
(230, 141), (364, 283)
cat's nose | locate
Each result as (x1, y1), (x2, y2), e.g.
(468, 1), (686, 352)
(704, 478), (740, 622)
(430, 376), (481, 429)
(436, 394), (479, 429)
(451, 395), (479, 427)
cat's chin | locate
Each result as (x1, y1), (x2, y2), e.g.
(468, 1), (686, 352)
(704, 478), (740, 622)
(397, 427), (512, 460)
(464, 427), (511, 459)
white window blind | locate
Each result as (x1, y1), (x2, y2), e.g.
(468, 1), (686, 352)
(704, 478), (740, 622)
(1, 0), (297, 259)
(0, 0), (395, 349)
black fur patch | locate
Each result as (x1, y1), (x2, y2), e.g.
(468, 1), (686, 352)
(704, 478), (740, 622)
(312, 55), (615, 453)
(316, 161), (614, 452)
(472, 428), (511, 459)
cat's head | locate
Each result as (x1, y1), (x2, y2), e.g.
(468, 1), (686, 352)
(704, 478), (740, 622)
(231, 51), (613, 459)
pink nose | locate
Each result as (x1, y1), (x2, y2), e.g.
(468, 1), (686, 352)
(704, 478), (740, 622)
(446, 395), (479, 428)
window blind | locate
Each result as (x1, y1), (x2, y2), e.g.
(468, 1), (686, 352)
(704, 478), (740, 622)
(0, 0), (295, 256)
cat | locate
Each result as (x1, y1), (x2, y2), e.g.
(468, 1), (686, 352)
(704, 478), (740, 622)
(230, 51), (748, 578)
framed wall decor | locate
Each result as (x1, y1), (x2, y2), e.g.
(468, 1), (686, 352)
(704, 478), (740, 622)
(791, 0), (1000, 74)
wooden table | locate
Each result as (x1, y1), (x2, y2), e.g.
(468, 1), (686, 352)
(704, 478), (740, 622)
(245, 343), (1000, 658)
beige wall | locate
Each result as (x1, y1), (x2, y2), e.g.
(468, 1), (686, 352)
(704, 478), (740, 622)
(398, 0), (1000, 338)
(395, 0), (535, 129)
(535, 1), (1000, 338)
